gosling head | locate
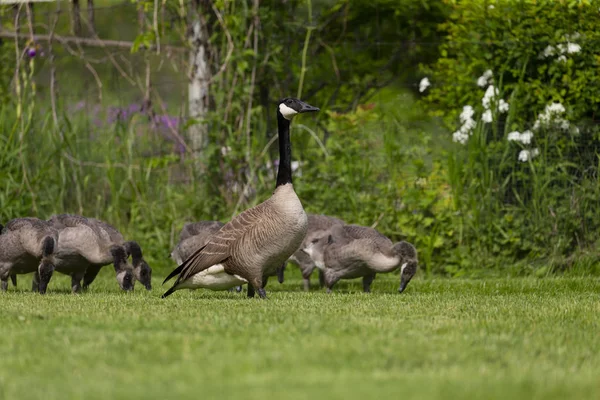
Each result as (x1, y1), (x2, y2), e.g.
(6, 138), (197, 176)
(125, 241), (152, 291)
(110, 245), (134, 291)
(395, 241), (418, 293)
(302, 231), (334, 270)
(277, 98), (320, 121)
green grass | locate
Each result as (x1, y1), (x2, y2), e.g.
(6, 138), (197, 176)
(1, 271), (599, 400)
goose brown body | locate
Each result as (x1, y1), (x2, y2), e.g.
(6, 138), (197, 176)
(0, 217), (58, 293)
(286, 213), (346, 291)
(48, 214), (134, 292)
(163, 183), (307, 297)
(304, 224), (418, 293)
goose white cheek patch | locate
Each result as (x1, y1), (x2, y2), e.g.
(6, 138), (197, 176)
(279, 103), (298, 120)
(400, 262), (408, 274)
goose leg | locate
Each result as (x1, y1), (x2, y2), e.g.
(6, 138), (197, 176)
(83, 266), (101, 289)
(10, 274), (17, 287)
(1, 278), (7, 292)
(362, 273), (376, 293)
(71, 272), (85, 293)
(318, 269), (325, 288)
(303, 278), (310, 292)
(257, 288), (267, 299)
(31, 272), (40, 292)
(247, 285), (255, 298)
(301, 266), (313, 291)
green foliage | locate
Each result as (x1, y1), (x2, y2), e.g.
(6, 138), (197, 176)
(418, 0), (600, 274)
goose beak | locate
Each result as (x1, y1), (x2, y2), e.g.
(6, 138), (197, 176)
(398, 278), (409, 293)
(298, 101), (320, 113)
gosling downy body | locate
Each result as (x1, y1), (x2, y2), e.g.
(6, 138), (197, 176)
(48, 214), (134, 292)
(85, 218), (152, 290)
(163, 98), (320, 299)
(303, 224), (418, 293)
(0, 218), (58, 294)
(285, 213), (346, 291)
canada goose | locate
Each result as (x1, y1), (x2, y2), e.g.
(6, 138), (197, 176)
(163, 97), (320, 299)
(284, 214), (346, 291)
(0, 217), (58, 294)
(47, 214), (134, 292)
(303, 224), (418, 293)
(84, 218), (152, 290)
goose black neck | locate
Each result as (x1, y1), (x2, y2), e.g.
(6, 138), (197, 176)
(276, 112), (292, 187)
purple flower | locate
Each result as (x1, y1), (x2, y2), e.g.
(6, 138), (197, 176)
(27, 47), (36, 58)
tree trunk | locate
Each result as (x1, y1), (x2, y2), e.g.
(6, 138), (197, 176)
(71, 0), (81, 36)
(187, 14), (211, 164)
(87, 0), (95, 36)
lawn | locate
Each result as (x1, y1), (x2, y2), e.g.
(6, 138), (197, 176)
(0, 270), (599, 400)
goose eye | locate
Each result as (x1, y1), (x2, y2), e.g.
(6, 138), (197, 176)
(311, 238), (319, 243)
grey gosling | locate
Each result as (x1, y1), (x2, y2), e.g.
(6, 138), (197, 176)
(0, 218), (58, 294)
(284, 213), (346, 291)
(303, 224), (418, 293)
(85, 218), (152, 290)
(163, 97), (320, 299)
(47, 214), (134, 293)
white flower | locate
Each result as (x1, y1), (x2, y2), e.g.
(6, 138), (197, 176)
(482, 85), (499, 109)
(531, 148), (540, 157)
(520, 130), (533, 145)
(461, 118), (476, 133)
(488, 4), (495, 9)
(482, 109), (493, 123)
(221, 146), (232, 156)
(542, 45), (555, 58)
(477, 70), (494, 88)
(453, 130), (469, 145)
(498, 99), (509, 113)
(547, 102), (566, 114)
(518, 150), (531, 162)
(567, 42), (581, 54)
(560, 120), (570, 130)
(507, 131), (521, 141)
(460, 105), (475, 123)
(556, 55), (567, 63)
(419, 77), (431, 93)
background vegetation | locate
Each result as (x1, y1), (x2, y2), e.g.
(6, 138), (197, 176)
(1, 0), (600, 279)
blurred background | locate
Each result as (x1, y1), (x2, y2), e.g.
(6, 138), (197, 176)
(1, 0), (600, 278)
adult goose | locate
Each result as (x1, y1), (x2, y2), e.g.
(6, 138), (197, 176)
(48, 214), (134, 292)
(0, 218), (58, 294)
(284, 213), (346, 291)
(303, 224), (418, 293)
(163, 97), (320, 299)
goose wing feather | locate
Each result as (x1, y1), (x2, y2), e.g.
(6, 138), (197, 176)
(172, 202), (269, 284)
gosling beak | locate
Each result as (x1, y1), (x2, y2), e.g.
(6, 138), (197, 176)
(298, 101), (320, 113)
(145, 284), (152, 291)
(398, 277), (410, 293)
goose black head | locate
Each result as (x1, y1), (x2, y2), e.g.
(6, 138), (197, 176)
(394, 241), (418, 293)
(125, 241), (152, 290)
(110, 245), (134, 291)
(398, 260), (418, 293)
(278, 98), (320, 121)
